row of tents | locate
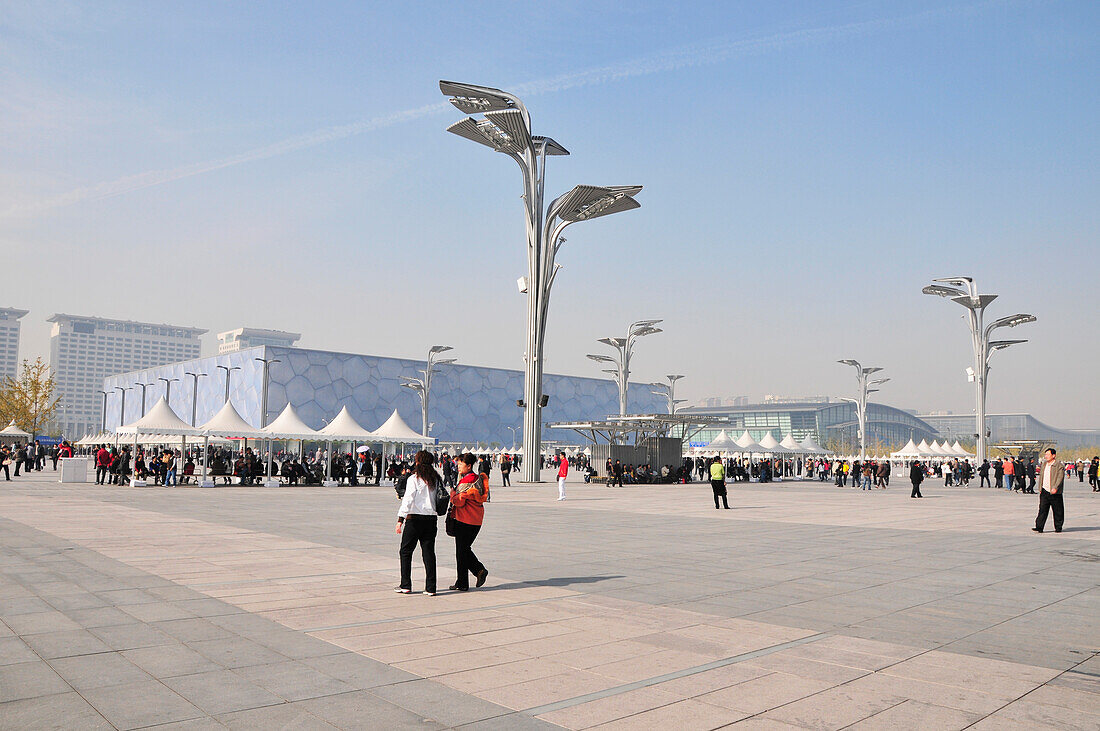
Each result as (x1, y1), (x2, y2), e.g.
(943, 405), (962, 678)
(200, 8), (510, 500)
(890, 438), (974, 460)
(691, 430), (830, 457)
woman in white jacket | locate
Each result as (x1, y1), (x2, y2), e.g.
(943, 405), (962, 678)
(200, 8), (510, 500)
(395, 451), (441, 596)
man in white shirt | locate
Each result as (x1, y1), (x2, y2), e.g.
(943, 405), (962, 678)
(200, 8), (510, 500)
(1032, 448), (1065, 534)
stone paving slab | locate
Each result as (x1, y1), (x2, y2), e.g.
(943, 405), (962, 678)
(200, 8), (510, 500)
(1, 476), (1098, 729)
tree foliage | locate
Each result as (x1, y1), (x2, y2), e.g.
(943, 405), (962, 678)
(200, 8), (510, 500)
(0, 358), (61, 437)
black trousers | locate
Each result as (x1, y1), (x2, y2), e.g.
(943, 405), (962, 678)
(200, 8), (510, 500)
(501, 471), (510, 486)
(710, 480), (728, 508)
(399, 515), (437, 592)
(95, 466), (108, 484)
(611, 473), (623, 487)
(452, 520), (485, 590)
(1035, 490), (1064, 532)
(910, 480), (923, 498)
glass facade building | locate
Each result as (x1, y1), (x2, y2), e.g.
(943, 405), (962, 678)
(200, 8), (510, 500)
(683, 400), (939, 451)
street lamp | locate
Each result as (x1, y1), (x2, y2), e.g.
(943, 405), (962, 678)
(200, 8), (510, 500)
(136, 382), (156, 415)
(96, 390), (109, 433)
(184, 371), (208, 426)
(651, 374), (686, 415)
(587, 320), (663, 416)
(922, 276), (1036, 463)
(157, 377), (180, 407)
(215, 365), (241, 404)
(441, 80), (642, 482)
(255, 357), (281, 482)
(116, 386), (132, 428)
(400, 345), (455, 436)
(837, 360), (887, 464)
(506, 425), (518, 451)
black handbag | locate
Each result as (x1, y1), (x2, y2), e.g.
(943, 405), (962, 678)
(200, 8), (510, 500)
(445, 505), (458, 536)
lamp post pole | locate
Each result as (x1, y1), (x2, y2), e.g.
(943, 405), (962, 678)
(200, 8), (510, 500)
(97, 390), (108, 433)
(837, 360), (888, 464)
(651, 374), (686, 415)
(157, 377), (179, 408)
(184, 372), (207, 426)
(400, 346), (455, 437)
(440, 80), (642, 482)
(116, 386), (132, 429)
(137, 382), (155, 417)
(506, 426), (518, 451)
(587, 320), (663, 416)
(255, 357), (281, 480)
(922, 277), (1036, 464)
(216, 365), (241, 404)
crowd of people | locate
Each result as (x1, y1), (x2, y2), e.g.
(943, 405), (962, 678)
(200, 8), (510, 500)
(0, 440), (73, 480)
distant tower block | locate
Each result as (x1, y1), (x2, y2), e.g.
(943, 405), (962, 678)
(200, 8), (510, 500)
(217, 328), (302, 354)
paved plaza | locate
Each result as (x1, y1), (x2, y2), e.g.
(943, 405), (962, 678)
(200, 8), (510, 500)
(1, 474), (1098, 730)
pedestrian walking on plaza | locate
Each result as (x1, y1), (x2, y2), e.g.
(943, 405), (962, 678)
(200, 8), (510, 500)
(95, 445), (111, 484)
(978, 459), (991, 487)
(1033, 448), (1066, 533)
(556, 452), (568, 500)
(449, 453), (489, 591)
(1003, 456), (1015, 490)
(500, 454), (511, 487)
(1089, 457), (1098, 491)
(0, 445), (11, 481)
(710, 456), (729, 509)
(395, 451), (441, 596)
(909, 460), (925, 498)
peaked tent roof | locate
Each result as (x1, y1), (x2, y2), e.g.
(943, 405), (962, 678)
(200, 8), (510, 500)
(261, 404), (320, 440)
(779, 434), (803, 451)
(757, 432), (793, 454)
(950, 440), (973, 456)
(317, 406), (376, 441)
(799, 435), (828, 454)
(892, 438), (922, 457)
(117, 397), (198, 435)
(916, 439), (933, 455)
(371, 409), (434, 444)
(734, 430), (763, 452)
(0, 421), (31, 438)
(199, 401), (261, 438)
(706, 430), (737, 450)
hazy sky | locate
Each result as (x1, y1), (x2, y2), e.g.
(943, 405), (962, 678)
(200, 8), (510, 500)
(2, 1), (1097, 427)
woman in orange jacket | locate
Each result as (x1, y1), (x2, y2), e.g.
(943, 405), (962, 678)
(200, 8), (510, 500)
(449, 452), (489, 591)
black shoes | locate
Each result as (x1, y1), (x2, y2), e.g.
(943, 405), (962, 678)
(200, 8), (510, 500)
(1032, 528), (1043, 533)
(476, 568), (489, 588)
(449, 584), (468, 591)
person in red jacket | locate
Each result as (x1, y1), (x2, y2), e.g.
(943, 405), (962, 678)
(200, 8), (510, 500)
(557, 452), (568, 501)
(95, 445), (112, 485)
(449, 453), (489, 591)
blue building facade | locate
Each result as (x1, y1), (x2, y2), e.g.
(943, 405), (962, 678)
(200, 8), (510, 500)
(103, 346), (665, 445)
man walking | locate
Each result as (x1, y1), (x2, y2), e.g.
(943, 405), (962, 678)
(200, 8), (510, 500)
(909, 460), (925, 498)
(1033, 448), (1065, 533)
(556, 452), (568, 501)
(709, 456), (729, 509)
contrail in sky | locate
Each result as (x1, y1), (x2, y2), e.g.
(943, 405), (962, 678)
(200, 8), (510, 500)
(2, 2), (997, 219)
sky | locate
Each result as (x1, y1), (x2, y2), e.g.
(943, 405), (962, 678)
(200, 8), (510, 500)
(1, 0), (1097, 427)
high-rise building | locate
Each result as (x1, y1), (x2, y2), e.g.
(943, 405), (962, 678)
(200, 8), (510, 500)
(217, 327), (301, 354)
(0, 308), (28, 380)
(49, 314), (206, 437)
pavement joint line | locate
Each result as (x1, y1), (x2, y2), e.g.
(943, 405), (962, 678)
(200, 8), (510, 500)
(189, 570), (382, 589)
(301, 593), (575, 633)
(519, 631), (829, 718)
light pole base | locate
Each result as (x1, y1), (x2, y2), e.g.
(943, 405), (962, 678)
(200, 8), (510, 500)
(199, 479), (217, 488)
(322, 480), (339, 487)
(129, 479), (148, 487)
(262, 479), (281, 488)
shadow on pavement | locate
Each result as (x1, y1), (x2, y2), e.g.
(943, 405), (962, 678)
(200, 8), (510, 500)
(485, 575), (626, 591)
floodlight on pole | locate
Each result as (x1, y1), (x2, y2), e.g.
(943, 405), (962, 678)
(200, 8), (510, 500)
(650, 374), (686, 415)
(401, 345), (455, 436)
(116, 386), (132, 428)
(589, 320), (663, 418)
(254, 357), (281, 482)
(442, 80), (641, 481)
(184, 372), (208, 427)
(137, 382), (155, 417)
(157, 377), (179, 406)
(97, 390), (109, 432)
(216, 365), (241, 404)
(837, 359), (885, 464)
(923, 276), (1035, 463)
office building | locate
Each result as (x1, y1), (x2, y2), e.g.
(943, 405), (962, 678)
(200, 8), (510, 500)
(49, 314), (206, 437)
(217, 327), (301, 354)
(104, 345), (665, 445)
(0, 308), (28, 380)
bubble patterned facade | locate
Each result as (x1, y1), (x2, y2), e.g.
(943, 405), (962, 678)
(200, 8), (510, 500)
(103, 345), (665, 444)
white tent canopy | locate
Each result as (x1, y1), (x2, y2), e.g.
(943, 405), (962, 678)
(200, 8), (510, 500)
(261, 404), (320, 440)
(371, 409), (434, 445)
(199, 401), (262, 438)
(799, 435), (828, 455)
(317, 406), (376, 442)
(756, 432), (792, 454)
(891, 438), (923, 458)
(0, 421), (31, 439)
(117, 397), (198, 436)
(734, 431), (763, 452)
(779, 434), (803, 452)
(706, 430), (738, 451)
(915, 439), (933, 456)
(950, 440), (973, 457)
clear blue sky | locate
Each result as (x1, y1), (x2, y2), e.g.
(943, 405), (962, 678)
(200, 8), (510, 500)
(2, 1), (1097, 426)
